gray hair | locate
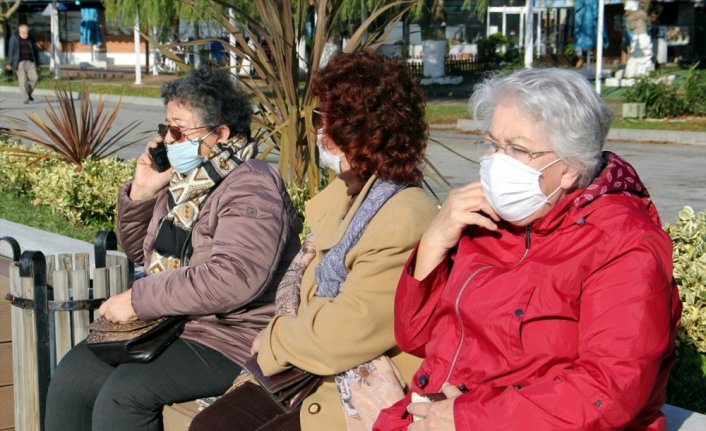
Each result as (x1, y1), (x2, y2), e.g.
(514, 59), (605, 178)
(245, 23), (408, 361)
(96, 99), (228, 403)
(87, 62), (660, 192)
(470, 68), (612, 188)
(161, 64), (252, 138)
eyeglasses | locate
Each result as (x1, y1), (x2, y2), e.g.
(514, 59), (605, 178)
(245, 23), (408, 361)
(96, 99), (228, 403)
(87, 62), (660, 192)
(158, 124), (208, 142)
(474, 138), (555, 164)
(312, 109), (324, 130)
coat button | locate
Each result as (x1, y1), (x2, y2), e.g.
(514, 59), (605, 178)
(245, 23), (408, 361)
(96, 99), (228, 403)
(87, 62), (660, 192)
(514, 309), (524, 317)
(417, 373), (429, 389)
(308, 403), (321, 414)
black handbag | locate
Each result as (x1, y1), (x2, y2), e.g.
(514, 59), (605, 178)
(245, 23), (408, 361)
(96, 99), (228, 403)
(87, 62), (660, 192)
(243, 355), (321, 413)
(86, 315), (186, 365)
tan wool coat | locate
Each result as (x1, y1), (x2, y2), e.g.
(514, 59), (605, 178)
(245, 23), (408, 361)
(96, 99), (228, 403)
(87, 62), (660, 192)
(257, 175), (438, 430)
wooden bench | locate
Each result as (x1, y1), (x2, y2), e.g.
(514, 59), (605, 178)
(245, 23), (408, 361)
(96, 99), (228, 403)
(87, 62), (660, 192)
(1, 244), (704, 430)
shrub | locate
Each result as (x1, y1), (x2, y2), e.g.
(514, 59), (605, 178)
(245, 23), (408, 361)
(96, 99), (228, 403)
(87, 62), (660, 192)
(30, 157), (134, 226)
(664, 206), (706, 413)
(0, 140), (134, 230)
(0, 140), (47, 195)
(624, 74), (685, 118)
(684, 63), (706, 116)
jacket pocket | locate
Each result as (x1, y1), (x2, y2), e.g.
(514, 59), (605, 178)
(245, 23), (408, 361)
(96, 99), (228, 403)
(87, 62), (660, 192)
(507, 280), (537, 356)
(517, 271), (581, 357)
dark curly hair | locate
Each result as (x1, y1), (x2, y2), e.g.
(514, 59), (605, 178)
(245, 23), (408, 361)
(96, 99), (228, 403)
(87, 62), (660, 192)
(161, 64), (252, 138)
(311, 50), (427, 184)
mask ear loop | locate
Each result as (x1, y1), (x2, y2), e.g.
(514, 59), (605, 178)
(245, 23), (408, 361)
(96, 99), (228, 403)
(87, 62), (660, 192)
(539, 158), (564, 204)
(538, 157), (562, 172)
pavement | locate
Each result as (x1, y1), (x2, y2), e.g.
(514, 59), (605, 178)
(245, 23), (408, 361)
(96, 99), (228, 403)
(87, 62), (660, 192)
(0, 83), (705, 429)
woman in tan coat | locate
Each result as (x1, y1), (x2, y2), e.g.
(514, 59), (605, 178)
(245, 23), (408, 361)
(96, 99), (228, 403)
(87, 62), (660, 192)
(190, 50), (438, 430)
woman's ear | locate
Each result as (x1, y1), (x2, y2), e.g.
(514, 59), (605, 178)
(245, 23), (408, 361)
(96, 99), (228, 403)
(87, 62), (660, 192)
(217, 125), (231, 142)
(560, 163), (581, 190)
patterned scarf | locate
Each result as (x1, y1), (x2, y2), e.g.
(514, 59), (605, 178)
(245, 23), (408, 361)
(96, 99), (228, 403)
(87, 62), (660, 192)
(148, 136), (256, 274)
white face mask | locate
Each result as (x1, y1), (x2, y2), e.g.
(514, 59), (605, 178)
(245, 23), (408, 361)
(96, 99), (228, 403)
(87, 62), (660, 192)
(480, 153), (562, 222)
(317, 128), (343, 175)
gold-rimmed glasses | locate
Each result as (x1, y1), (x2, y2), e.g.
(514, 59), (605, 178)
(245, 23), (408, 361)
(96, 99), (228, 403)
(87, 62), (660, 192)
(474, 138), (555, 164)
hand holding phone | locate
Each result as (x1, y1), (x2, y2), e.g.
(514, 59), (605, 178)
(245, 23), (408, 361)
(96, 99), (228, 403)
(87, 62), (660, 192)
(148, 142), (170, 172)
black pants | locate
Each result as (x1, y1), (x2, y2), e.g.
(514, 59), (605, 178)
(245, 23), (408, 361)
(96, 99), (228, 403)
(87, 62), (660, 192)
(45, 339), (240, 431)
(189, 382), (301, 431)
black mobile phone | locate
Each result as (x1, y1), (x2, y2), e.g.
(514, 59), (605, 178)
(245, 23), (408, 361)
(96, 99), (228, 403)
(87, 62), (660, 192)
(148, 142), (171, 172)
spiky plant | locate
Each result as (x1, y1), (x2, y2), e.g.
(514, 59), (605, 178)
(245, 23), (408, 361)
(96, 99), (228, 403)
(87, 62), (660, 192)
(1, 83), (144, 170)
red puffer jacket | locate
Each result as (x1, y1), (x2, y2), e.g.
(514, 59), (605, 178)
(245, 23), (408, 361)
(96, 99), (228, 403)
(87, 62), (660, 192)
(375, 153), (681, 431)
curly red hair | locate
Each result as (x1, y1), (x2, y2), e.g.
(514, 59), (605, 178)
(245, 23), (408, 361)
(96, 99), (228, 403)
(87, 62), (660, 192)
(311, 50), (427, 184)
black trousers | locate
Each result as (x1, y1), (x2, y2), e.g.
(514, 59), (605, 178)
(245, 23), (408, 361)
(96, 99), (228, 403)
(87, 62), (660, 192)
(45, 339), (240, 431)
(189, 382), (301, 431)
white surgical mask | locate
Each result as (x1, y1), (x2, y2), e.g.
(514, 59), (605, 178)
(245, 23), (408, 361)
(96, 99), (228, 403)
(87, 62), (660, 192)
(480, 153), (562, 222)
(166, 130), (214, 174)
(317, 128), (343, 175)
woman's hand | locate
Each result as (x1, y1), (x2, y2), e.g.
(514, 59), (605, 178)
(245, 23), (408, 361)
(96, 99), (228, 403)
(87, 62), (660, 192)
(98, 289), (138, 323)
(406, 383), (463, 431)
(129, 137), (172, 201)
(414, 182), (499, 280)
(250, 330), (264, 355)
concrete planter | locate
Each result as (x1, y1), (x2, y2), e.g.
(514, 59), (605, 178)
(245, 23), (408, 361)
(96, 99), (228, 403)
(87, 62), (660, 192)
(623, 102), (647, 119)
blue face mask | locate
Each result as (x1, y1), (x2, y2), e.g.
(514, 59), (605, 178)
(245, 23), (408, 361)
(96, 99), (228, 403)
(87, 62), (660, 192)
(166, 130), (215, 174)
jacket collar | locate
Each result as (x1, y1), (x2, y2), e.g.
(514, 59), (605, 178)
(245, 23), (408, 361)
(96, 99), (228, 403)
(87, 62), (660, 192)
(305, 175), (378, 252)
(531, 151), (659, 234)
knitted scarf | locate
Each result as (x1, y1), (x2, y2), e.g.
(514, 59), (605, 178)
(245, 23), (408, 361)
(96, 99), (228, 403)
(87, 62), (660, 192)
(314, 179), (405, 297)
(148, 136), (256, 274)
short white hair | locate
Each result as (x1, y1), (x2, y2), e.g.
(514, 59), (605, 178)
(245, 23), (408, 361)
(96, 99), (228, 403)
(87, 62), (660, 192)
(470, 68), (612, 188)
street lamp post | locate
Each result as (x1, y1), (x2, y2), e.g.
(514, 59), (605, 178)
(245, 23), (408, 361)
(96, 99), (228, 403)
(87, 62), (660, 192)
(51, 0), (61, 80)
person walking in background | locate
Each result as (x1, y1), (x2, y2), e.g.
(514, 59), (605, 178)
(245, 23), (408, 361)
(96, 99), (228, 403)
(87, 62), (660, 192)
(8, 24), (40, 104)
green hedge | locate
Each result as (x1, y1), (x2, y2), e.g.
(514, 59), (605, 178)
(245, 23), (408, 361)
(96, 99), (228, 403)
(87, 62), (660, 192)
(0, 141), (134, 230)
(665, 206), (706, 413)
(624, 64), (706, 118)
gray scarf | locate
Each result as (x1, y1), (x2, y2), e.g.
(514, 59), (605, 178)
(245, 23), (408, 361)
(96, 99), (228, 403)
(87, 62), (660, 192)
(314, 179), (405, 298)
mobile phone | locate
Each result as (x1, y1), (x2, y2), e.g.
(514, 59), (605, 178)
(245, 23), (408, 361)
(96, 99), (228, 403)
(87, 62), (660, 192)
(148, 142), (171, 172)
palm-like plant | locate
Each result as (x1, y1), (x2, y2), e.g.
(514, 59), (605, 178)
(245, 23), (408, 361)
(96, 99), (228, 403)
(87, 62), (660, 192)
(1, 84), (144, 170)
(168, 0), (412, 195)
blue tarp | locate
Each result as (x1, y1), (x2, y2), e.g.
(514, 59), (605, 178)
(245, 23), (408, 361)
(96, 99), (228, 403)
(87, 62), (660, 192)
(573, 0), (609, 53)
(573, 0), (597, 52)
(79, 8), (103, 46)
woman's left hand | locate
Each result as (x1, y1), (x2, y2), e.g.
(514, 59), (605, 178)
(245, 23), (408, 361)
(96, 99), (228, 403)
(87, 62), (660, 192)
(406, 383), (463, 431)
(98, 289), (138, 323)
(250, 330), (264, 355)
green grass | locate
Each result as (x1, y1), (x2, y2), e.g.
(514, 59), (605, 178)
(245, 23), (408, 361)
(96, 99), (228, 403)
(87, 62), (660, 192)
(425, 102), (706, 131)
(426, 103), (470, 124)
(613, 117), (706, 132)
(0, 190), (103, 243)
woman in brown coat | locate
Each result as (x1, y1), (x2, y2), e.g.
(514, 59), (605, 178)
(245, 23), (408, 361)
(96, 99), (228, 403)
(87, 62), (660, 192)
(45, 65), (301, 431)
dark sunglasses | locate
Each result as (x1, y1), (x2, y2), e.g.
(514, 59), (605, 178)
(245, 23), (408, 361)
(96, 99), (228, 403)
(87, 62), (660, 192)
(158, 124), (207, 142)
(312, 109), (323, 130)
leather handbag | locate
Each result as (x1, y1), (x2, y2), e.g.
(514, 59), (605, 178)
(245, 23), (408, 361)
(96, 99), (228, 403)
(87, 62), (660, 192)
(243, 355), (321, 413)
(86, 316), (186, 365)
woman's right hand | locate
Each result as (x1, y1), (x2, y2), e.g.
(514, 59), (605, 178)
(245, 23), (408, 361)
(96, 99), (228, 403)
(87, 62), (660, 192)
(129, 137), (172, 201)
(414, 182), (499, 280)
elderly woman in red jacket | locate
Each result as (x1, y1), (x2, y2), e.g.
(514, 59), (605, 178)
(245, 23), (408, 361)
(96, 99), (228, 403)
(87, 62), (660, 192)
(374, 68), (681, 431)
